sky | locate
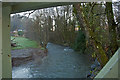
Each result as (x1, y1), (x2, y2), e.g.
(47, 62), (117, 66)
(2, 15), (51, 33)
(113, 0), (117, 1)
(11, 0), (120, 17)
(1, 0), (120, 2)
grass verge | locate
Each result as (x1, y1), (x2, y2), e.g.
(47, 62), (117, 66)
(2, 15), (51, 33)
(11, 36), (39, 50)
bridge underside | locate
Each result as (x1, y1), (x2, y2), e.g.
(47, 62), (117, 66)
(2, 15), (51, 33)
(3, 2), (75, 13)
(0, 2), (119, 79)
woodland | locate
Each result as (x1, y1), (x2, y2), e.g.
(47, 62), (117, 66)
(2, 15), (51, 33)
(11, 2), (120, 68)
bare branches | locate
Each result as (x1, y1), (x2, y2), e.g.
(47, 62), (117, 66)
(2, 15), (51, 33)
(94, 12), (107, 16)
(27, 10), (36, 18)
(90, 2), (97, 14)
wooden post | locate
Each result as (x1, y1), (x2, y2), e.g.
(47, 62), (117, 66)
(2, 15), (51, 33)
(2, 5), (12, 78)
(0, 2), (2, 79)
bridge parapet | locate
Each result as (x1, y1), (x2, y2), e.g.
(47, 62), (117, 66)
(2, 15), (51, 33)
(95, 48), (120, 79)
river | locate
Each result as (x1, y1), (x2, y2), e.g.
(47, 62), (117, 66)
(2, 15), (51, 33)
(12, 42), (92, 78)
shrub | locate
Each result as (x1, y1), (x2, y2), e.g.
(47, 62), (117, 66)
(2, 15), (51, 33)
(73, 30), (86, 53)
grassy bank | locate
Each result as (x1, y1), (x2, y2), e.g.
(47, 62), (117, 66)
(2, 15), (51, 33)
(11, 36), (39, 50)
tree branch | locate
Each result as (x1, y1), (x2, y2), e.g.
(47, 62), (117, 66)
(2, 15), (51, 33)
(28, 10), (36, 18)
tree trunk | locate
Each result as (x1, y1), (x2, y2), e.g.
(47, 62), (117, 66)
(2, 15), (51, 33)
(74, 3), (108, 67)
(106, 2), (118, 57)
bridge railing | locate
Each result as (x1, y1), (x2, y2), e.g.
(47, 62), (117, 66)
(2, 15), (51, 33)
(94, 48), (120, 79)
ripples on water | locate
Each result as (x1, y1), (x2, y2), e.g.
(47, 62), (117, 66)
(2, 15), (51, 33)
(12, 67), (32, 78)
(12, 43), (91, 78)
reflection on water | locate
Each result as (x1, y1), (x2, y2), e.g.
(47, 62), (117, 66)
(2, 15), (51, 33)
(12, 43), (91, 78)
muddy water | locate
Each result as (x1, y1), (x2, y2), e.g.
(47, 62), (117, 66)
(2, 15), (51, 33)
(12, 43), (91, 78)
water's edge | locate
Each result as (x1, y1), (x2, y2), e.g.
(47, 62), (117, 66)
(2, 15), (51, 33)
(12, 43), (92, 78)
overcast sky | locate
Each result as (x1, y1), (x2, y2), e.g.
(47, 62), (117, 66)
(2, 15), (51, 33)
(11, 0), (120, 17)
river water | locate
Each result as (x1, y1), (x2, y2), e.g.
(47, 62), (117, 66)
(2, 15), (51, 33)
(12, 43), (92, 78)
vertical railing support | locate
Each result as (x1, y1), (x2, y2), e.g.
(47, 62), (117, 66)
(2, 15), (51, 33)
(0, 2), (2, 79)
(2, 5), (12, 78)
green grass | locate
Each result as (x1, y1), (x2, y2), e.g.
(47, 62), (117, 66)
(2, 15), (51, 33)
(11, 36), (39, 50)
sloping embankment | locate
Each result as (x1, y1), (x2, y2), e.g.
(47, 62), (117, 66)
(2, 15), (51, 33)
(11, 48), (47, 67)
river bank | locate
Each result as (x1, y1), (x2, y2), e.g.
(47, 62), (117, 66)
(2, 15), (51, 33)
(12, 43), (92, 78)
(12, 48), (47, 67)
